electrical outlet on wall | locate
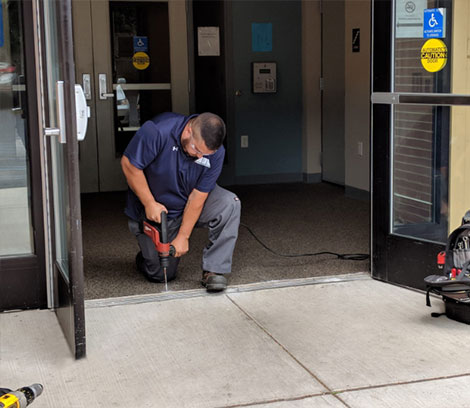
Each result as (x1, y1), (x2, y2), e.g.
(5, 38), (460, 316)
(241, 135), (249, 148)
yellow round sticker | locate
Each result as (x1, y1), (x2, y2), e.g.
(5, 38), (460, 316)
(421, 39), (447, 73)
(132, 52), (150, 70)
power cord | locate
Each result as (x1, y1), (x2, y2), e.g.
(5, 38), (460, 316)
(240, 223), (369, 261)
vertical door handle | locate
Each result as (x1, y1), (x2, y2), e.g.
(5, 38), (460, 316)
(99, 73), (115, 99)
(44, 81), (67, 143)
(82, 74), (92, 100)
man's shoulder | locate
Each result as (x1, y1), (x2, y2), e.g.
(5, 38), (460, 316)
(149, 112), (189, 130)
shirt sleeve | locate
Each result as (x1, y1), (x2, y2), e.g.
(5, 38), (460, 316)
(195, 147), (225, 193)
(123, 120), (163, 170)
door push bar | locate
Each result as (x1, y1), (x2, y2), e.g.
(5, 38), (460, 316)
(371, 93), (470, 106)
(44, 81), (66, 143)
(44, 81), (90, 143)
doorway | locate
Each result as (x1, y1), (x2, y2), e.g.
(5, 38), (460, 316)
(74, 0), (371, 301)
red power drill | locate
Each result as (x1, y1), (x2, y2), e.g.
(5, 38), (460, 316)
(143, 211), (175, 291)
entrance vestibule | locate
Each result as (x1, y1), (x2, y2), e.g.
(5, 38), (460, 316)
(73, 0), (371, 300)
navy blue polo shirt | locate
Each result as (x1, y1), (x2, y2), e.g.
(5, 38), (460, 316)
(123, 112), (225, 221)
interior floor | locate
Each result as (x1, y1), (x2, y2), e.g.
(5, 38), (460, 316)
(81, 182), (370, 299)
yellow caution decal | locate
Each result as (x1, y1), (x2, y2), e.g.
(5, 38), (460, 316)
(132, 51), (150, 70)
(421, 38), (447, 73)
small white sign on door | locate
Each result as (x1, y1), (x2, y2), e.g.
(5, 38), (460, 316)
(198, 27), (220, 56)
(396, 0), (427, 38)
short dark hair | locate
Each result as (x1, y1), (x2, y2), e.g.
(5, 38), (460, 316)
(193, 113), (226, 151)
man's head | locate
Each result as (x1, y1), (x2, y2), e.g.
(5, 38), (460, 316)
(182, 113), (226, 158)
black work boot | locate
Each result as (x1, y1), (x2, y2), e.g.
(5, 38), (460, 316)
(201, 271), (227, 292)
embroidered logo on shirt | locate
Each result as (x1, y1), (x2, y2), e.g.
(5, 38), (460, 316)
(172, 146), (179, 151)
(195, 157), (211, 168)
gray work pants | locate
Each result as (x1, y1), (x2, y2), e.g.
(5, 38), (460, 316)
(128, 185), (241, 282)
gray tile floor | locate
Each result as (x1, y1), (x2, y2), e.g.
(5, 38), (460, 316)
(2, 273), (470, 408)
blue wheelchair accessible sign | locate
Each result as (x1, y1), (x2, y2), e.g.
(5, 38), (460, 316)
(423, 8), (446, 38)
(133, 36), (148, 53)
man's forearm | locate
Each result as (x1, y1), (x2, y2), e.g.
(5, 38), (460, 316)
(178, 190), (207, 239)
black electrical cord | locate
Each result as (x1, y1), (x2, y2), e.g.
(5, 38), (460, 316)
(240, 223), (369, 261)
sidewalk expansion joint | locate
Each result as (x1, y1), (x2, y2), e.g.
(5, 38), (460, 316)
(85, 272), (370, 309)
(332, 371), (470, 395)
(225, 295), (352, 408)
(212, 391), (343, 408)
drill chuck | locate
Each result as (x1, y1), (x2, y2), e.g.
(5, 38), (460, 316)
(0, 384), (43, 408)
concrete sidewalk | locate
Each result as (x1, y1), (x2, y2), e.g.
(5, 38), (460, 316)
(2, 273), (470, 407)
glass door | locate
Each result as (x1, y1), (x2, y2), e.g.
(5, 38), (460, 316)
(36, 0), (85, 358)
(75, 0), (190, 193)
(372, 0), (470, 289)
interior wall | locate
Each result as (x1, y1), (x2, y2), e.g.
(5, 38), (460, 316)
(231, 1), (303, 183)
(344, 0), (371, 193)
(322, 0), (345, 186)
(168, 0), (190, 115)
(301, 0), (322, 182)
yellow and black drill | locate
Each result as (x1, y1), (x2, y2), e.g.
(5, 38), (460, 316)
(0, 384), (43, 408)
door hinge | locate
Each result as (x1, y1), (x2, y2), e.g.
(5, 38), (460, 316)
(319, 77), (324, 91)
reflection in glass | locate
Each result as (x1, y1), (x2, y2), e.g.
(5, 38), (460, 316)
(110, 2), (172, 155)
(392, 105), (449, 243)
(0, 1), (34, 256)
(44, 0), (70, 278)
(394, 0), (452, 93)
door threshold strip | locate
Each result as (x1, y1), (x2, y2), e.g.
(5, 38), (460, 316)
(85, 272), (370, 309)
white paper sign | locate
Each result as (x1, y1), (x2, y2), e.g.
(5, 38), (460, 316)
(198, 27), (220, 56)
(395, 0), (427, 38)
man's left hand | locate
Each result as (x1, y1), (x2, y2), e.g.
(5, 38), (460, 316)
(171, 234), (189, 257)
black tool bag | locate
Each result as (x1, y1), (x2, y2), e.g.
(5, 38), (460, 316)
(424, 211), (470, 324)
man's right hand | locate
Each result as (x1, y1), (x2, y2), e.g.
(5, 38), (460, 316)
(145, 201), (168, 223)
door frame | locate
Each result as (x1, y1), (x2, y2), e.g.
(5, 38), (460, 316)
(34, 0), (86, 359)
(371, 0), (469, 289)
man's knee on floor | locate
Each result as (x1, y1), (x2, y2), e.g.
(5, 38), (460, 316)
(141, 257), (178, 282)
(145, 266), (177, 283)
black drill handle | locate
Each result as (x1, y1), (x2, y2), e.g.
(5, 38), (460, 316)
(160, 211), (169, 244)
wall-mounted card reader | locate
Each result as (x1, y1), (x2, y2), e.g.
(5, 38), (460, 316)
(252, 62), (277, 93)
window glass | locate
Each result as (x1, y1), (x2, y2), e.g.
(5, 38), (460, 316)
(0, 1), (34, 256)
(110, 1), (172, 155)
(391, 104), (449, 244)
(394, 0), (452, 93)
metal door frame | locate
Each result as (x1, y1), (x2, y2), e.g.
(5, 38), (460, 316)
(371, 0), (470, 288)
(33, 0), (86, 359)
(0, 0), (47, 311)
